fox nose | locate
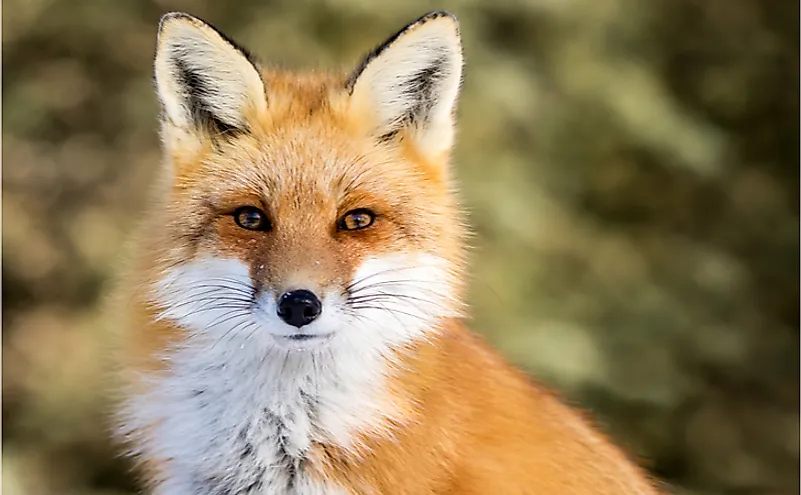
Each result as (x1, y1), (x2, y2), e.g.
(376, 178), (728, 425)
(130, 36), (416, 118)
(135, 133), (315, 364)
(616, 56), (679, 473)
(277, 290), (322, 328)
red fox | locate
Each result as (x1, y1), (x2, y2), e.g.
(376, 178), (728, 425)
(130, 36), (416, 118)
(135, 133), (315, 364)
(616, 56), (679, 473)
(113, 10), (662, 494)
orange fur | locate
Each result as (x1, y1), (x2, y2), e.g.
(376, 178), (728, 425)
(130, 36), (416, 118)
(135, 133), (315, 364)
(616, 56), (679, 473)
(113, 11), (663, 494)
(310, 323), (661, 494)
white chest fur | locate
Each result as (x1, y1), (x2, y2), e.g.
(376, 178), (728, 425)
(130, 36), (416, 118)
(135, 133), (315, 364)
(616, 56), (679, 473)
(123, 340), (380, 495)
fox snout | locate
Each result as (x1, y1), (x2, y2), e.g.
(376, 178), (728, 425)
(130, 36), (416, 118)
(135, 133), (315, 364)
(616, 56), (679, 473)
(276, 289), (322, 328)
(250, 249), (345, 335)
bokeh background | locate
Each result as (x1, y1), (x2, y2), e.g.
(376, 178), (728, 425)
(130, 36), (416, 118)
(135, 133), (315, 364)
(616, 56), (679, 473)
(3, 0), (799, 493)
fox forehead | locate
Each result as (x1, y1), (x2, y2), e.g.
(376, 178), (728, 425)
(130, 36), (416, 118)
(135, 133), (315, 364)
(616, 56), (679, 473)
(169, 74), (447, 207)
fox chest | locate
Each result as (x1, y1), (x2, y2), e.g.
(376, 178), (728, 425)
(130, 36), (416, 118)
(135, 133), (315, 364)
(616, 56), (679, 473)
(147, 378), (351, 495)
(124, 345), (371, 495)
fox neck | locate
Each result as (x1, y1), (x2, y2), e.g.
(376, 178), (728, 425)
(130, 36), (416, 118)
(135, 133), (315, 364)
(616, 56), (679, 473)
(122, 316), (415, 494)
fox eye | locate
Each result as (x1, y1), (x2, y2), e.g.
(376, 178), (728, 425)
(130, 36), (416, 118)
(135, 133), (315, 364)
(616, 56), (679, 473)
(234, 206), (270, 231)
(339, 209), (375, 231)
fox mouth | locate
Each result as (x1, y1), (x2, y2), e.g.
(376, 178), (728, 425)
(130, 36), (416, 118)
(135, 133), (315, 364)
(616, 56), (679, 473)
(279, 332), (334, 345)
(285, 333), (328, 341)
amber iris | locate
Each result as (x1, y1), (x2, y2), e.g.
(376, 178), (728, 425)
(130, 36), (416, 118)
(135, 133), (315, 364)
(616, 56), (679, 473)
(234, 206), (270, 231)
(339, 209), (375, 231)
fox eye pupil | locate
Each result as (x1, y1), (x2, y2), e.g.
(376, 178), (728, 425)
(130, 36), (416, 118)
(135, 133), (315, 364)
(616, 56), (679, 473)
(340, 209), (375, 231)
(234, 206), (269, 231)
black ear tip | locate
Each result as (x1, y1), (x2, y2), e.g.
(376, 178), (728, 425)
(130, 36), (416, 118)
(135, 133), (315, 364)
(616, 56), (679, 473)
(423, 10), (458, 22)
(158, 12), (201, 34)
(415, 10), (459, 28)
(160, 11), (196, 22)
(405, 11), (461, 42)
(156, 11), (257, 64)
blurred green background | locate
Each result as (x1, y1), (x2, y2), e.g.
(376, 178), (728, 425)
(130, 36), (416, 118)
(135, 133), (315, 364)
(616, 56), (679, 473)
(3, 0), (798, 494)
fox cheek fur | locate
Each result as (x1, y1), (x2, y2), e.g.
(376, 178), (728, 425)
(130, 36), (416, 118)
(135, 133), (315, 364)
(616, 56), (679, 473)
(113, 10), (661, 495)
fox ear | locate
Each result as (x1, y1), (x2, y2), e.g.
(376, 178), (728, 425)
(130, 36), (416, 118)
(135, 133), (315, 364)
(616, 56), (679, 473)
(155, 13), (266, 142)
(347, 11), (463, 158)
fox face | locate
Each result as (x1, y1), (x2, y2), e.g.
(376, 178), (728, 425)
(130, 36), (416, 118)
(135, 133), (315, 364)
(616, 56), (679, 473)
(148, 12), (466, 354)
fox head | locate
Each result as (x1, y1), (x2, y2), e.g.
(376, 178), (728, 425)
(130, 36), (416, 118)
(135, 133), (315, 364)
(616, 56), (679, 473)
(145, 12), (466, 355)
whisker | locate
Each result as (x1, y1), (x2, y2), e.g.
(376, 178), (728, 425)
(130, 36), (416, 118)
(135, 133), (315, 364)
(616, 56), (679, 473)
(242, 321), (262, 343)
(191, 276), (257, 287)
(349, 292), (451, 311)
(150, 285), (255, 307)
(345, 265), (441, 292)
(349, 277), (449, 288)
(159, 296), (252, 313)
(180, 282), (255, 296)
(177, 289), (253, 302)
(369, 299), (410, 329)
(210, 319), (258, 351)
(349, 282), (448, 298)
(202, 309), (252, 329)
(348, 297), (450, 319)
(348, 304), (430, 323)
(156, 301), (252, 322)
(344, 305), (437, 349)
(349, 288), (447, 300)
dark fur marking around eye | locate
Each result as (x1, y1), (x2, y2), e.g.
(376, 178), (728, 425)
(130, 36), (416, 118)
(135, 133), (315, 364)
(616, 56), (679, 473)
(173, 56), (247, 139)
(175, 208), (215, 258)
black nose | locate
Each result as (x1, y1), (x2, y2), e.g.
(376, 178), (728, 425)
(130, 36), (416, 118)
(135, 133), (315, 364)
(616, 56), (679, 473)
(277, 290), (322, 328)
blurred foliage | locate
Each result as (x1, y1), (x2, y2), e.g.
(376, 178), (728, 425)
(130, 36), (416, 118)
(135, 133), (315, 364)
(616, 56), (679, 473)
(2, 0), (798, 494)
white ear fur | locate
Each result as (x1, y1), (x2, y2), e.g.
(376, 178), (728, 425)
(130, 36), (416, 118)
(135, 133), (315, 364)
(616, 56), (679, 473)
(348, 12), (463, 157)
(155, 12), (267, 137)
